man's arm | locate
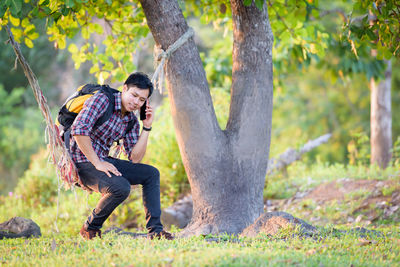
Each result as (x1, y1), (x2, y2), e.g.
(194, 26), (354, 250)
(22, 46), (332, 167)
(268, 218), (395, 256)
(74, 135), (121, 177)
(130, 130), (150, 163)
(130, 102), (154, 163)
(71, 92), (121, 177)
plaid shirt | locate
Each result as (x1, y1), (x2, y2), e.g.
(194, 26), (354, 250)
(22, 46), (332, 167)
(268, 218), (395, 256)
(70, 91), (140, 163)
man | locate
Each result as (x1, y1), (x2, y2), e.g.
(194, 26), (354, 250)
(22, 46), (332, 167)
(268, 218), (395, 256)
(70, 72), (173, 240)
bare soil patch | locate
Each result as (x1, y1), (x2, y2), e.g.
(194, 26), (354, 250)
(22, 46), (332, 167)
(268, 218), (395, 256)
(304, 179), (396, 202)
(266, 178), (400, 225)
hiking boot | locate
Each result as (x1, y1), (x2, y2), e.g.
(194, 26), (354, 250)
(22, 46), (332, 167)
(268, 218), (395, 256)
(148, 230), (174, 240)
(79, 225), (102, 240)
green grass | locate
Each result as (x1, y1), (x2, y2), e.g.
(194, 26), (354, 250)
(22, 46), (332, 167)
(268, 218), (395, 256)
(1, 228), (399, 267)
(1, 161), (399, 266)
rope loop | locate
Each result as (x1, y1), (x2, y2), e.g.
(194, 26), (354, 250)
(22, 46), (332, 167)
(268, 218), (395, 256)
(152, 27), (194, 94)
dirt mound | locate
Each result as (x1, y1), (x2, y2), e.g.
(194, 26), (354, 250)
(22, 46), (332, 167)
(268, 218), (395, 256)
(241, 211), (317, 237)
(304, 178), (395, 202)
(266, 178), (400, 225)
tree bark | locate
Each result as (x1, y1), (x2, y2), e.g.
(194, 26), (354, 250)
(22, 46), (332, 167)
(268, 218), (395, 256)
(139, 0), (273, 235)
(370, 60), (392, 169)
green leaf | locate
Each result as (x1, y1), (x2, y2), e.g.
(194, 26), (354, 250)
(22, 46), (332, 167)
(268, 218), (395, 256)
(42, 6), (52, 15)
(255, 0), (264, 10)
(243, 0), (252, 7)
(39, 0), (50, 5)
(65, 0), (75, 8)
(81, 27), (90, 39)
(10, 27), (23, 42)
(23, 24), (35, 35)
(57, 37), (66, 49)
(9, 16), (20, 26)
(93, 23), (103, 34)
(21, 17), (29, 27)
(28, 31), (39, 40)
(52, 11), (61, 21)
(6, 0), (22, 17)
(31, 6), (39, 17)
(89, 64), (99, 74)
(124, 60), (135, 73)
(0, 4), (7, 18)
(57, 25), (65, 34)
(366, 29), (376, 41)
(24, 37), (33, 48)
(114, 68), (125, 81)
(61, 5), (69, 16)
(383, 47), (393, 60)
(68, 43), (78, 54)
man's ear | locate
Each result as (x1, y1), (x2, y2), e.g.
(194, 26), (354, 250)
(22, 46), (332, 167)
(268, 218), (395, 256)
(122, 84), (128, 92)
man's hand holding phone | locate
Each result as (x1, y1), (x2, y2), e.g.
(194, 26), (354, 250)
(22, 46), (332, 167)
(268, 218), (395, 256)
(142, 100), (153, 128)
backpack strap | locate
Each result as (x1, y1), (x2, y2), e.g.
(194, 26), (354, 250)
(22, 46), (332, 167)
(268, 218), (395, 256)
(126, 119), (135, 134)
(62, 85), (117, 151)
(63, 128), (73, 154)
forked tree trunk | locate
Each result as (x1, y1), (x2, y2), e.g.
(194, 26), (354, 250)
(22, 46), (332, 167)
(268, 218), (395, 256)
(140, 0), (273, 235)
(370, 60), (392, 169)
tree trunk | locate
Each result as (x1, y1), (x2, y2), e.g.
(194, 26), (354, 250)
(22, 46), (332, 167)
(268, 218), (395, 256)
(370, 60), (392, 168)
(139, 0), (273, 235)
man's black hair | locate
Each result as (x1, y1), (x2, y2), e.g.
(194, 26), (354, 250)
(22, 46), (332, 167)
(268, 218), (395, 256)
(124, 72), (153, 97)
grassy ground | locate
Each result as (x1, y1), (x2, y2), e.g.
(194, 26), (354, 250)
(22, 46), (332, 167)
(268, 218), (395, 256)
(1, 228), (399, 266)
(1, 162), (399, 266)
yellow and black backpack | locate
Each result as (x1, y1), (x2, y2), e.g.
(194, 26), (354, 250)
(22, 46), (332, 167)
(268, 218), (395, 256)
(56, 84), (133, 151)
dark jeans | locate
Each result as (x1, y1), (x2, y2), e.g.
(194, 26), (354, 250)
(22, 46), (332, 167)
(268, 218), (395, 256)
(75, 157), (163, 233)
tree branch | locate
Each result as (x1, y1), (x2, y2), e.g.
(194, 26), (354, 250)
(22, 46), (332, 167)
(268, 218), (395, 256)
(226, 0), (273, 159)
(267, 134), (332, 175)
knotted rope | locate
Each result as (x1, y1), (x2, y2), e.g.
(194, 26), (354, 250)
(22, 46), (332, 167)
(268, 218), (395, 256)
(152, 27), (194, 94)
(6, 26), (79, 191)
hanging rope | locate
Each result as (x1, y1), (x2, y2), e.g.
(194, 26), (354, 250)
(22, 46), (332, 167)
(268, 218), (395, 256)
(6, 26), (79, 191)
(152, 27), (194, 94)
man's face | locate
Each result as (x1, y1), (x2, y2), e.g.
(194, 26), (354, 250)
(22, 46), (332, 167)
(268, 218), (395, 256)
(121, 85), (149, 113)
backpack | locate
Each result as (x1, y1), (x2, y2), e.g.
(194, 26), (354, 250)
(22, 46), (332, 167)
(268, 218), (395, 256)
(56, 84), (134, 152)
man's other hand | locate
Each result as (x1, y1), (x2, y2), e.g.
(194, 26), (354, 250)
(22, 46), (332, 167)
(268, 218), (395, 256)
(94, 161), (122, 177)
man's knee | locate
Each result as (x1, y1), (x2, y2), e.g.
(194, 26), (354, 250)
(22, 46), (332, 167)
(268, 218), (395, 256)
(150, 166), (160, 179)
(110, 179), (131, 199)
(143, 165), (160, 185)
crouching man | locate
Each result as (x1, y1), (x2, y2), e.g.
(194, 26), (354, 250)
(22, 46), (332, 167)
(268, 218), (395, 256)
(70, 72), (173, 240)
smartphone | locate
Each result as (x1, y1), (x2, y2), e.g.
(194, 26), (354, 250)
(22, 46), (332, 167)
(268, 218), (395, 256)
(140, 100), (147, 121)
